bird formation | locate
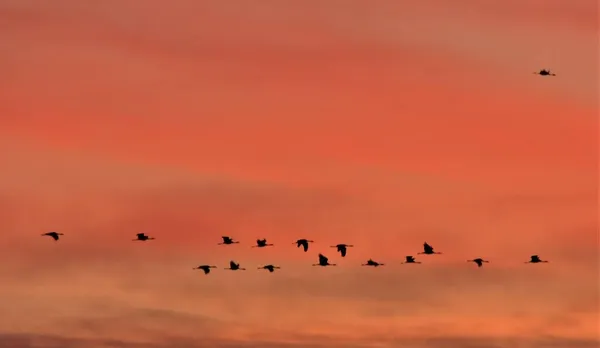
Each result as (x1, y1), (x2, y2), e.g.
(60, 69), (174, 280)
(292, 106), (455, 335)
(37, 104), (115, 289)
(40, 68), (555, 275)
(41, 233), (550, 274)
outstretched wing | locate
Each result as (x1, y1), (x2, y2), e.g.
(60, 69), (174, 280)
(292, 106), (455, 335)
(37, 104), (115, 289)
(301, 241), (309, 252)
(229, 260), (236, 268)
(340, 247), (347, 257)
(318, 254), (328, 263)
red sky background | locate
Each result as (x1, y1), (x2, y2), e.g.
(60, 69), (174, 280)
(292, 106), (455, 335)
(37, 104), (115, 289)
(0, 1), (598, 347)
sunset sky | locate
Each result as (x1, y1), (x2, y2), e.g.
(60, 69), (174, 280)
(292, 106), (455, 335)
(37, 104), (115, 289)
(0, 1), (598, 347)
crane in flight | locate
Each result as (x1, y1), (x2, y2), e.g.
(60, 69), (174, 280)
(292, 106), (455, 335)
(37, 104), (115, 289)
(418, 242), (442, 255)
(402, 256), (421, 264)
(330, 243), (354, 257)
(41, 232), (64, 241)
(133, 233), (155, 241)
(252, 239), (274, 248)
(467, 258), (489, 267)
(525, 255), (549, 264)
(218, 236), (239, 245)
(313, 253), (336, 267)
(193, 265), (217, 275)
(361, 259), (384, 267)
(225, 261), (246, 271)
(533, 69), (556, 76)
(293, 239), (314, 252)
(258, 264), (281, 272)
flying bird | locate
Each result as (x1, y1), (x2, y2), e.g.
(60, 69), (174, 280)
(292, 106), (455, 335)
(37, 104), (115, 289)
(132, 233), (155, 241)
(252, 239), (274, 248)
(525, 255), (549, 263)
(258, 264), (281, 272)
(361, 259), (384, 267)
(467, 258), (489, 267)
(418, 242), (441, 255)
(225, 261), (246, 270)
(402, 256), (421, 264)
(313, 253), (336, 267)
(330, 243), (354, 257)
(293, 239), (314, 252)
(41, 232), (64, 241)
(533, 69), (556, 76)
(193, 265), (217, 275)
(218, 236), (239, 245)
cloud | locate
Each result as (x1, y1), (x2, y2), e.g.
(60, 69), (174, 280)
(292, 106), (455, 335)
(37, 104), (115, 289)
(1, 333), (598, 348)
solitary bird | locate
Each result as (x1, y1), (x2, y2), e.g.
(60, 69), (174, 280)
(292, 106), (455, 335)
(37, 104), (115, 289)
(525, 255), (549, 264)
(418, 242), (442, 255)
(225, 261), (246, 270)
(361, 259), (384, 267)
(313, 253), (336, 267)
(402, 256), (421, 264)
(132, 233), (155, 241)
(467, 258), (489, 267)
(258, 264), (281, 272)
(193, 265), (217, 275)
(330, 243), (354, 257)
(218, 236), (239, 245)
(41, 232), (64, 241)
(294, 239), (314, 252)
(252, 238), (274, 248)
(533, 69), (556, 76)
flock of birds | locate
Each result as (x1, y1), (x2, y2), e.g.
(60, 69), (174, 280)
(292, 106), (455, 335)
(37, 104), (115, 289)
(40, 69), (557, 275)
(41, 232), (550, 275)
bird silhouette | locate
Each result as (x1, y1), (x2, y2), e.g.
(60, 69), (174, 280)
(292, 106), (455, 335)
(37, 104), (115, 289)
(252, 238), (274, 248)
(225, 261), (246, 270)
(293, 239), (314, 252)
(533, 69), (556, 76)
(313, 253), (336, 266)
(218, 236), (239, 245)
(330, 243), (353, 257)
(41, 232), (64, 241)
(525, 255), (549, 263)
(258, 264), (281, 272)
(402, 256), (421, 264)
(193, 265), (217, 275)
(418, 242), (441, 255)
(132, 233), (155, 241)
(361, 259), (384, 267)
(467, 258), (489, 267)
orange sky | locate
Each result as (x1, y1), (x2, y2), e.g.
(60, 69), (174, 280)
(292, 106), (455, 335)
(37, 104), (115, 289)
(0, 1), (598, 347)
